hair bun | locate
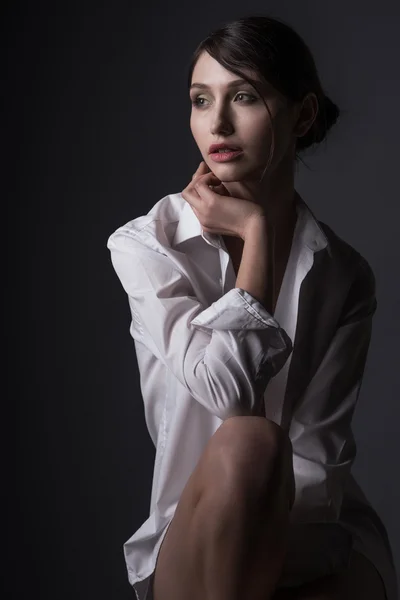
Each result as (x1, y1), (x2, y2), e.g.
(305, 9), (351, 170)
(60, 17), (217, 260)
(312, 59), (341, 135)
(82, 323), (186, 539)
(323, 95), (340, 130)
(302, 94), (340, 148)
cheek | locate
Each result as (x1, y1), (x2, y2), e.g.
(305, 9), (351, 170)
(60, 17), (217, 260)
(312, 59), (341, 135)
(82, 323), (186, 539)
(242, 108), (274, 139)
(190, 116), (203, 143)
(260, 110), (292, 148)
(246, 120), (273, 154)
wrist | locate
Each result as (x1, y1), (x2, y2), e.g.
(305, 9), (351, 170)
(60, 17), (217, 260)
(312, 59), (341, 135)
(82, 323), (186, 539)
(241, 212), (268, 241)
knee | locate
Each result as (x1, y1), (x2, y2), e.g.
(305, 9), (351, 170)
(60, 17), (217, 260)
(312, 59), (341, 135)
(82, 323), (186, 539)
(210, 416), (293, 494)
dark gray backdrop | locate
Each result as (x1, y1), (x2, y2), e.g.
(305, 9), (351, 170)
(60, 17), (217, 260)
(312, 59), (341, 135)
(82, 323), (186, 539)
(7, 1), (399, 598)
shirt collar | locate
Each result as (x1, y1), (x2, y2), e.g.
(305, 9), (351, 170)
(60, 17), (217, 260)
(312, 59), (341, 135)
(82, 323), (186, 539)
(172, 192), (330, 256)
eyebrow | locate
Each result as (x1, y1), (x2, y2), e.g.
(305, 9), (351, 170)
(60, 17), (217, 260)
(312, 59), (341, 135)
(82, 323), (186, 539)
(190, 78), (259, 91)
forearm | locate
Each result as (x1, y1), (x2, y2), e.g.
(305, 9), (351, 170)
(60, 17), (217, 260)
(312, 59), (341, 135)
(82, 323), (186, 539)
(236, 215), (274, 314)
(235, 216), (273, 420)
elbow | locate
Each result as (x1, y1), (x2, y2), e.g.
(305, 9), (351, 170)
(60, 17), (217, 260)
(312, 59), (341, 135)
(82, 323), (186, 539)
(184, 355), (264, 421)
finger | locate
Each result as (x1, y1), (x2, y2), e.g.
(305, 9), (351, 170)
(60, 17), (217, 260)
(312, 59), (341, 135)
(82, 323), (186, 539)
(212, 183), (229, 196)
(196, 170), (221, 184)
(194, 171), (225, 194)
(189, 171), (220, 197)
(194, 175), (221, 202)
(192, 160), (211, 180)
(184, 167), (218, 208)
(191, 166), (200, 180)
(182, 178), (205, 210)
(191, 162), (203, 179)
(189, 168), (216, 198)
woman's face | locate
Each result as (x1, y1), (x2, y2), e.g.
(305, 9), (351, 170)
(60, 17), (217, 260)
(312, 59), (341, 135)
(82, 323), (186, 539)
(189, 51), (298, 183)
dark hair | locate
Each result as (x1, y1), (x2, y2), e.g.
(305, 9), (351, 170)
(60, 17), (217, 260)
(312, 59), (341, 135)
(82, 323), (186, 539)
(187, 15), (340, 166)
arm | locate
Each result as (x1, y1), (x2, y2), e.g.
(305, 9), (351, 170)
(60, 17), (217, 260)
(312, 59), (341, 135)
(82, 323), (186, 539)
(107, 223), (293, 422)
(288, 256), (377, 523)
(236, 215), (275, 314)
(235, 215), (275, 418)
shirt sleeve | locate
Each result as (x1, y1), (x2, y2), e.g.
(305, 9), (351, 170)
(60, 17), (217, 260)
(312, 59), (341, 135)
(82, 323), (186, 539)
(288, 255), (377, 524)
(107, 226), (293, 421)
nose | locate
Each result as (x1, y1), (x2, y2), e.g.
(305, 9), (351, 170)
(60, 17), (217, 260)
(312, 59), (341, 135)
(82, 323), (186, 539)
(210, 119), (234, 137)
(210, 102), (234, 137)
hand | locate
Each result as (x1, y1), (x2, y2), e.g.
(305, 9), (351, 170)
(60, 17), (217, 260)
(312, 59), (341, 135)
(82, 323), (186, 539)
(182, 162), (266, 240)
(190, 161), (226, 193)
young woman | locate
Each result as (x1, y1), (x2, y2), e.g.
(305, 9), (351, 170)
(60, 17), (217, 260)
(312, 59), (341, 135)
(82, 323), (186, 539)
(107, 15), (398, 600)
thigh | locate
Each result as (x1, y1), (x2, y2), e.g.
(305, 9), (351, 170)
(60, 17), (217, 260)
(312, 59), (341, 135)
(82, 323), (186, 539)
(152, 416), (292, 600)
(151, 451), (208, 600)
(271, 550), (386, 600)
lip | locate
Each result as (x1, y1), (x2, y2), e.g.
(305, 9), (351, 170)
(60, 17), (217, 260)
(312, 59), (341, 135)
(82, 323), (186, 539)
(209, 149), (243, 163)
(208, 142), (243, 154)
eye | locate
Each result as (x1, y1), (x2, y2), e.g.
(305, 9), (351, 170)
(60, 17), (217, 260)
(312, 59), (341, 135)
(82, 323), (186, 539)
(191, 92), (258, 108)
(235, 93), (257, 103)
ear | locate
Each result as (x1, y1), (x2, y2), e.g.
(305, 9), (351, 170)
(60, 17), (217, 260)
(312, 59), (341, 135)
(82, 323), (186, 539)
(293, 92), (319, 139)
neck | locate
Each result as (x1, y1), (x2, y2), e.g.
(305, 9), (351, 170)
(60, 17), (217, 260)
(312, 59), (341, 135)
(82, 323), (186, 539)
(221, 153), (298, 255)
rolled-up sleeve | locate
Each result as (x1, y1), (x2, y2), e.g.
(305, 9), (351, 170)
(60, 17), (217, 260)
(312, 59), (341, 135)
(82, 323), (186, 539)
(107, 227), (293, 421)
(289, 256), (377, 523)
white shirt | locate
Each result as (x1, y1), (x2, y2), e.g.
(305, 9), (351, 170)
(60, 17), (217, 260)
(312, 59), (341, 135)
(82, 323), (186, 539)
(107, 192), (398, 600)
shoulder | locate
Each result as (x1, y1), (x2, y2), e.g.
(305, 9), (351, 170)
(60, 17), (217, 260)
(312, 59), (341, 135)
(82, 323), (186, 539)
(319, 220), (377, 320)
(319, 220), (375, 285)
(106, 192), (185, 252)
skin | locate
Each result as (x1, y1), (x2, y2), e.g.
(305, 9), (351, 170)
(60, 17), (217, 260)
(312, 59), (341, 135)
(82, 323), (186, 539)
(188, 50), (319, 260)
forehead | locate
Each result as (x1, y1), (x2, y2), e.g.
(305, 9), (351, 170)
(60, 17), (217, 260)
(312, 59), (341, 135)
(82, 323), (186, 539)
(191, 51), (259, 87)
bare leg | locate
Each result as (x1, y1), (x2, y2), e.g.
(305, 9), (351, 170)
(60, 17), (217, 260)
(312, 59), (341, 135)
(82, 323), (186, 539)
(152, 416), (295, 600)
(194, 438), (293, 600)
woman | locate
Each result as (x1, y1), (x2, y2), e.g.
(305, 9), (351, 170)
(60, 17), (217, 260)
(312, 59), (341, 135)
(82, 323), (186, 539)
(107, 15), (398, 600)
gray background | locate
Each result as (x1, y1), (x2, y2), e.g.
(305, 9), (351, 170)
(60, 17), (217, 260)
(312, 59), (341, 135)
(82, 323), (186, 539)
(8, 0), (399, 598)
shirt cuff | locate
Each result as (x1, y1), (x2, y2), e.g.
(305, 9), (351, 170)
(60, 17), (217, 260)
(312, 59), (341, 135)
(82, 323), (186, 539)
(191, 288), (281, 331)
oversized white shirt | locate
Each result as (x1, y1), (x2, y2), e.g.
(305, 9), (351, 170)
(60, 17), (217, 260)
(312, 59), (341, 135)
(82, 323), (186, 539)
(107, 192), (398, 600)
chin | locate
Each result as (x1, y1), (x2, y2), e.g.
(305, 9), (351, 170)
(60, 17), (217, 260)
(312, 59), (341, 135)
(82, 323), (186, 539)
(208, 160), (248, 172)
(211, 163), (259, 179)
